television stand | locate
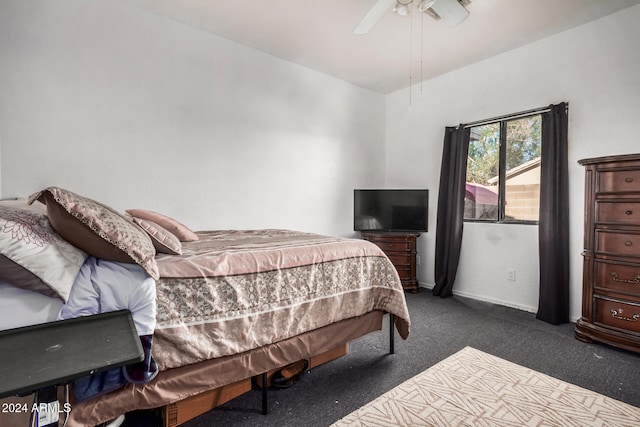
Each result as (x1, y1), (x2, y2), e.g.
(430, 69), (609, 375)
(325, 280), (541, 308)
(361, 232), (420, 293)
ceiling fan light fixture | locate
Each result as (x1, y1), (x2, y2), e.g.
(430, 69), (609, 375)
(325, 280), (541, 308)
(393, 1), (412, 16)
(418, 0), (436, 12)
(429, 0), (470, 26)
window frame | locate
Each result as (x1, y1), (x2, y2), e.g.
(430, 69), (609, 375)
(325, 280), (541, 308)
(463, 113), (541, 226)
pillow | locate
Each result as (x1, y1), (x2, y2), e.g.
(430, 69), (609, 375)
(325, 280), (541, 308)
(126, 209), (198, 242)
(0, 255), (59, 299)
(132, 217), (182, 255)
(28, 187), (159, 280)
(0, 205), (87, 301)
(0, 280), (65, 329)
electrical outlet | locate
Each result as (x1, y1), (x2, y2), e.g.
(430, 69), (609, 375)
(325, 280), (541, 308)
(416, 255), (421, 265)
(507, 269), (516, 281)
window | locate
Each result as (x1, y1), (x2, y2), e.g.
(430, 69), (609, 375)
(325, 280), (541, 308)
(464, 114), (542, 223)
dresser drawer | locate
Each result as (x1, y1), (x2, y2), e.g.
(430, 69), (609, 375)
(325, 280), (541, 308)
(387, 254), (411, 266)
(597, 169), (640, 194)
(595, 231), (640, 259)
(596, 201), (640, 225)
(594, 260), (640, 296)
(395, 266), (412, 281)
(368, 240), (411, 252)
(594, 296), (640, 334)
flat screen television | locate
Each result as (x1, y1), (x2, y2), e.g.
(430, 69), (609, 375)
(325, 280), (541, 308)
(354, 189), (428, 232)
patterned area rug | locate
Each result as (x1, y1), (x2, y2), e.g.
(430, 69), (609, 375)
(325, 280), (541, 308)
(332, 346), (640, 426)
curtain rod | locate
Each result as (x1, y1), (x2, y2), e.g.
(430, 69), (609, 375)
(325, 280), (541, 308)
(462, 104), (567, 129)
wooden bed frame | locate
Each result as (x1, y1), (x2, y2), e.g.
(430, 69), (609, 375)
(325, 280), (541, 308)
(63, 311), (394, 427)
(162, 314), (396, 426)
(163, 343), (349, 427)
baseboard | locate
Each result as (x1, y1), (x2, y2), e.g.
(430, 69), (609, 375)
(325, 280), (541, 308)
(418, 282), (580, 323)
(418, 281), (433, 290)
(418, 282), (537, 314)
(454, 290), (538, 314)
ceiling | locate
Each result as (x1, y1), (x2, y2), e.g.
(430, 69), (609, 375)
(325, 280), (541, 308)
(125, 0), (640, 94)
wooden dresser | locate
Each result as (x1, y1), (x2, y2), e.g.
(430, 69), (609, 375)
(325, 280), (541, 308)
(575, 153), (640, 353)
(361, 232), (420, 293)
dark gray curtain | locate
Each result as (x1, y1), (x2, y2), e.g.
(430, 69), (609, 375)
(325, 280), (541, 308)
(433, 125), (470, 297)
(536, 102), (570, 324)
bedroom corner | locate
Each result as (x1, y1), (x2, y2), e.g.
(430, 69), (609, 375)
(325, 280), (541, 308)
(384, 3), (640, 321)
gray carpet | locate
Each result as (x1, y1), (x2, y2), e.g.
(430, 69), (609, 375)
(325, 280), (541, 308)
(126, 291), (640, 426)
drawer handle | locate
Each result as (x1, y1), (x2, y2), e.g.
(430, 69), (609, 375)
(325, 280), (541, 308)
(626, 177), (634, 183)
(611, 272), (640, 284)
(625, 241), (633, 247)
(610, 309), (640, 322)
(626, 210), (633, 215)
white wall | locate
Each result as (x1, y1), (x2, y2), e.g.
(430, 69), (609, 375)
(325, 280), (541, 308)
(385, 5), (640, 319)
(0, 0), (385, 236)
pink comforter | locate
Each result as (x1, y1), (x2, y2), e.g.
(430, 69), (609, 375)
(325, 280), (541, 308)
(152, 229), (411, 370)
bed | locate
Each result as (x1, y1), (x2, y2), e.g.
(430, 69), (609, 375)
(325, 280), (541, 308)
(0, 187), (411, 427)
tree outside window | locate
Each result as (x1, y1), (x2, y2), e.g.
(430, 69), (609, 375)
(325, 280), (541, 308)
(464, 114), (541, 223)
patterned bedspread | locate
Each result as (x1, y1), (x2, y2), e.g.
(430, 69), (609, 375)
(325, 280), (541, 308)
(151, 230), (410, 370)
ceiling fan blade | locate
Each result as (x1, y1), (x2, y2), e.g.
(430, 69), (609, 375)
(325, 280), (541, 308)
(430, 0), (469, 27)
(353, 0), (396, 35)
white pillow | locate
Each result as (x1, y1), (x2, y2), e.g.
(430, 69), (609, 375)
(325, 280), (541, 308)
(0, 281), (64, 330)
(0, 205), (87, 302)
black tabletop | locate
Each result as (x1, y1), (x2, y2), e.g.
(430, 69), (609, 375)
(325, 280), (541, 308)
(0, 310), (144, 398)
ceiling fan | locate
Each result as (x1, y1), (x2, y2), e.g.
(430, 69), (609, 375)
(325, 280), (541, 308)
(353, 0), (470, 35)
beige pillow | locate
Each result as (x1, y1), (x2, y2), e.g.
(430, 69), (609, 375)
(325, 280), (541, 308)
(126, 209), (198, 242)
(132, 217), (182, 255)
(28, 187), (159, 280)
(0, 205), (87, 301)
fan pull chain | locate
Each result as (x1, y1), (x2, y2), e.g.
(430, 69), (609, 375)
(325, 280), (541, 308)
(420, 9), (424, 95)
(408, 2), (413, 107)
